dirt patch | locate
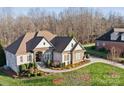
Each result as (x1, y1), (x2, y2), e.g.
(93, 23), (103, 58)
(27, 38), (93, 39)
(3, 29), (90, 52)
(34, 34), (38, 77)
(107, 72), (120, 78)
(53, 78), (64, 85)
(78, 73), (91, 81)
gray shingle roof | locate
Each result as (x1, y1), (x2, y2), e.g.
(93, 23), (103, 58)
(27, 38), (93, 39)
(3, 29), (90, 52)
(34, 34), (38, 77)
(6, 30), (84, 54)
(26, 37), (43, 51)
(51, 36), (73, 52)
(96, 28), (124, 42)
(6, 34), (25, 54)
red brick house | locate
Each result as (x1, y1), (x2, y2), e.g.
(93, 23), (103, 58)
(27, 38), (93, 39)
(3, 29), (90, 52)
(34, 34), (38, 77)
(96, 27), (124, 55)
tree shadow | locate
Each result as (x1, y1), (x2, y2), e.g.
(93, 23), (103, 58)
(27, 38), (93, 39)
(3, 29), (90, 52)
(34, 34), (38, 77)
(0, 44), (6, 66)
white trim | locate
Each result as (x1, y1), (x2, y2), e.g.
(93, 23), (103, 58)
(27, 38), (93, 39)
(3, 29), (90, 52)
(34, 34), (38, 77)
(35, 38), (52, 48)
(64, 38), (76, 52)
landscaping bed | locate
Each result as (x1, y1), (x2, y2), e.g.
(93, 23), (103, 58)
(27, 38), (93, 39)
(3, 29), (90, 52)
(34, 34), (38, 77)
(50, 60), (90, 70)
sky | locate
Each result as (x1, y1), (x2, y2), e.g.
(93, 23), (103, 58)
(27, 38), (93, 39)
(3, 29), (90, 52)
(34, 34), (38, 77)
(4, 7), (124, 17)
(13, 7), (66, 16)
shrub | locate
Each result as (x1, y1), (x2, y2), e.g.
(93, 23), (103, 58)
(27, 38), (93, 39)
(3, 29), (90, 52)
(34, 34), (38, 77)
(27, 73), (31, 77)
(29, 63), (34, 68)
(60, 63), (65, 68)
(34, 73), (37, 77)
(25, 64), (30, 69)
(90, 46), (96, 50)
(47, 60), (51, 67)
(37, 72), (42, 76)
(86, 54), (90, 59)
(99, 48), (108, 53)
(19, 64), (27, 73)
(34, 62), (37, 68)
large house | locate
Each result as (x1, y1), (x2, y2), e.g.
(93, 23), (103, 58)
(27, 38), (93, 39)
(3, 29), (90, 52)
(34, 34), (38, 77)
(5, 31), (85, 73)
(96, 27), (124, 55)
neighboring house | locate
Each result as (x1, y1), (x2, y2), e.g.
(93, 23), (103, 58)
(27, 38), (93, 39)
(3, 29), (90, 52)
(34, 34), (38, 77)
(96, 27), (124, 55)
(5, 31), (85, 73)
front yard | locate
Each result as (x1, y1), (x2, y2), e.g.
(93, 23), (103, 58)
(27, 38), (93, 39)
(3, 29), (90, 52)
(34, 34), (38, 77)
(1, 62), (124, 85)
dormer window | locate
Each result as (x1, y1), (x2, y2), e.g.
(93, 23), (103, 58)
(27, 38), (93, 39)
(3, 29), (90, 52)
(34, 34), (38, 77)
(43, 42), (45, 45)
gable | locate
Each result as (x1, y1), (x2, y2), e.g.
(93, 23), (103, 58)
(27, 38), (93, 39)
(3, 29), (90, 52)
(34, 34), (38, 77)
(64, 38), (76, 52)
(74, 44), (82, 51)
(50, 37), (72, 52)
(35, 38), (52, 48)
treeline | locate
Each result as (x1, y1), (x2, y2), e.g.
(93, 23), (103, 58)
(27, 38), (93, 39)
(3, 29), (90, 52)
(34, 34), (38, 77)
(0, 8), (124, 47)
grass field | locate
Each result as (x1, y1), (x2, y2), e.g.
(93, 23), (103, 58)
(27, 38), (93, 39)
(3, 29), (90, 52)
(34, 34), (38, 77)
(84, 43), (107, 58)
(1, 62), (124, 86)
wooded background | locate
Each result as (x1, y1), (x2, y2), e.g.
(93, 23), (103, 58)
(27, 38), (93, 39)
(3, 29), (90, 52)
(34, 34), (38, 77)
(0, 8), (124, 47)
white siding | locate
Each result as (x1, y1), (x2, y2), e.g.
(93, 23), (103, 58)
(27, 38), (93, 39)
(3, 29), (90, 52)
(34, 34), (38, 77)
(62, 53), (71, 65)
(17, 53), (33, 65)
(5, 51), (18, 73)
(74, 44), (82, 51)
(35, 38), (52, 48)
(64, 39), (76, 51)
(53, 52), (62, 62)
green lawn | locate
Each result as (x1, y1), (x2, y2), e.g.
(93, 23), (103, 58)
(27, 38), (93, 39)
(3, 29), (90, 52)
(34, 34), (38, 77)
(84, 43), (107, 58)
(1, 63), (124, 86)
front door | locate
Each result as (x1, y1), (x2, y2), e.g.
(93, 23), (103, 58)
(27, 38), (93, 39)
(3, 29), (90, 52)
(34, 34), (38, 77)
(36, 51), (43, 62)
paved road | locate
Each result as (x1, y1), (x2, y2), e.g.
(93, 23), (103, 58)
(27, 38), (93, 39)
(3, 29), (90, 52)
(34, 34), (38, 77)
(37, 56), (124, 73)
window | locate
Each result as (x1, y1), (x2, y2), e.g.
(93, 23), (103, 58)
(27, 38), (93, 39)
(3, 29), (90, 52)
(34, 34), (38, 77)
(64, 54), (70, 62)
(43, 42), (45, 45)
(27, 54), (32, 62)
(64, 55), (67, 61)
(67, 54), (69, 61)
(76, 53), (81, 60)
(20, 56), (23, 62)
(71, 43), (74, 47)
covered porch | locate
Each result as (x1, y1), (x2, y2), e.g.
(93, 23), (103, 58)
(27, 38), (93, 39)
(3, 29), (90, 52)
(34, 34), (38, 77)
(33, 48), (53, 64)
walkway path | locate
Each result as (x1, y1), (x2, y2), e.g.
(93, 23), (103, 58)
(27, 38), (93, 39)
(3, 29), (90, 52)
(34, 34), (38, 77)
(37, 61), (94, 73)
(37, 56), (124, 73)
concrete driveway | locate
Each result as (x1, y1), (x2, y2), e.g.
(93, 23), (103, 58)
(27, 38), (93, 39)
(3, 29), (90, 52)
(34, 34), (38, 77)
(90, 56), (124, 69)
